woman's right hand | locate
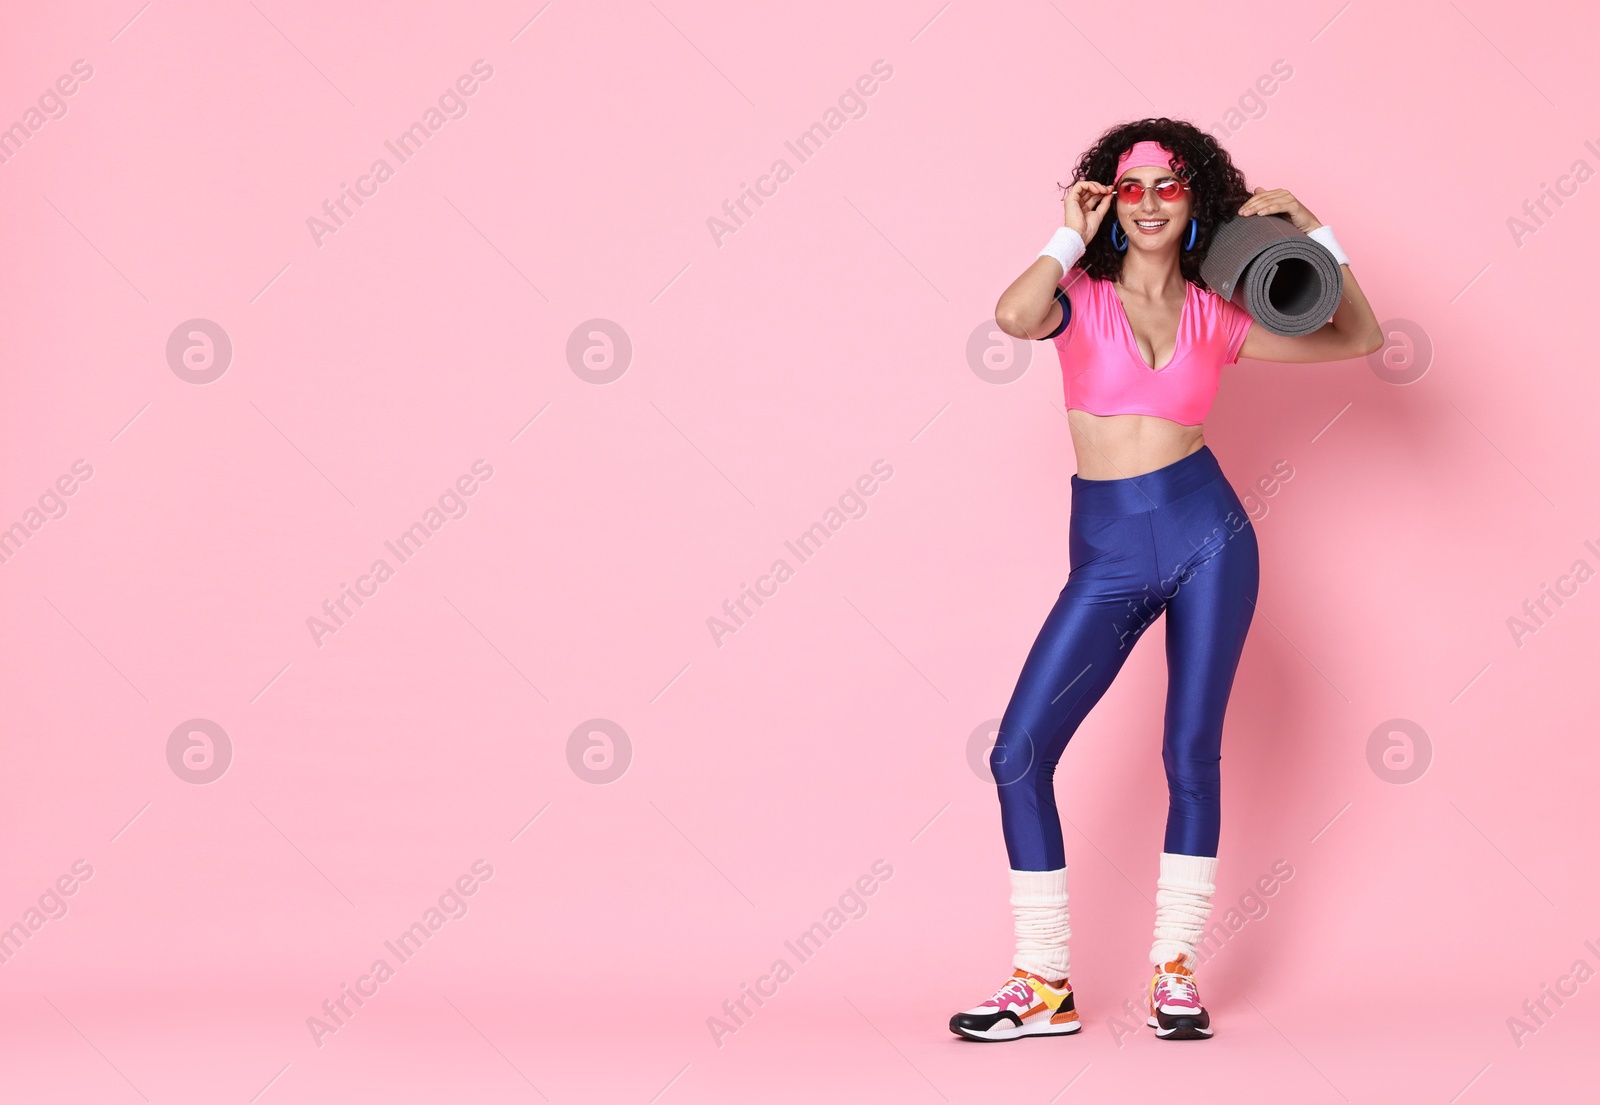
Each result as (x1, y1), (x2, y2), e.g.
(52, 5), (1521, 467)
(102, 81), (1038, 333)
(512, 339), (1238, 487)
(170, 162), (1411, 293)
(1063, 180), (1115, 241)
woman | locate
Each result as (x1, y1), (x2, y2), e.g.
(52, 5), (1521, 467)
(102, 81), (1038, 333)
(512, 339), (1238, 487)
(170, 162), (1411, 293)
(949, 118), (1381, 1043)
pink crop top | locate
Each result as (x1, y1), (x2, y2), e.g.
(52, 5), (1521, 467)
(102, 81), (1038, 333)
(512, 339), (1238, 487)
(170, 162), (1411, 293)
(1042, 274), (1254, 426)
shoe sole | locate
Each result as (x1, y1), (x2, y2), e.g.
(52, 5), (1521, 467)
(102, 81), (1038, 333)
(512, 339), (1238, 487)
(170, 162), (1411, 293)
(950, 1018), (1082, 1042)
(1146, 1014), (1212, 1040)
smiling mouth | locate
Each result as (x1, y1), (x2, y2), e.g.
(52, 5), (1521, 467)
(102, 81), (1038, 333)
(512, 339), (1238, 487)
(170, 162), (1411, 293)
(1134, 219), (1168, 232)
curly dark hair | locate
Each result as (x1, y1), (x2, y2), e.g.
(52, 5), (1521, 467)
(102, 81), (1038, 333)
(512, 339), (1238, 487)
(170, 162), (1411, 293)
(1061, 117), (1251, 289)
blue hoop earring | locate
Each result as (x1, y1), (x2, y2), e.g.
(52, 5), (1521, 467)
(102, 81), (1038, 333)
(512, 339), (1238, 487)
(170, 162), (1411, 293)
(1183, 217), (1198, 251)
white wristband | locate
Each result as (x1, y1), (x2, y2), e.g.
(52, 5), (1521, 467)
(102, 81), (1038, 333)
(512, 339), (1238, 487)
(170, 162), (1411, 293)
(1307, 224), (1349, 267)
(1038, 225), (1086, 271)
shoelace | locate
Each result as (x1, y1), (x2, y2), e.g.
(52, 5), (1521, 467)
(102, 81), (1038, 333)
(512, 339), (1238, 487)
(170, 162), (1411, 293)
(986, 978), (1035, 1008)
(1156, 971), (1199, 1005)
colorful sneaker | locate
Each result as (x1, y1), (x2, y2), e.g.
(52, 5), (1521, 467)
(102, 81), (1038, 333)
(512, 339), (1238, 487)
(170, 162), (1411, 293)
(949, 968), (1081, 1042)
(1146, 956), (1212, 1040)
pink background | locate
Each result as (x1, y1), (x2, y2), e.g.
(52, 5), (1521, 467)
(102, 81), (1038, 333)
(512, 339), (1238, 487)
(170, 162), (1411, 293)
(2, 0), (1596, 1101)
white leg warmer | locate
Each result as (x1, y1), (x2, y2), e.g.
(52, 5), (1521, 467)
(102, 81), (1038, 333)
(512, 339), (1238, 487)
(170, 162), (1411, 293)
(1150, 852), (1219, 970)
(1009, 867), (1071, 980)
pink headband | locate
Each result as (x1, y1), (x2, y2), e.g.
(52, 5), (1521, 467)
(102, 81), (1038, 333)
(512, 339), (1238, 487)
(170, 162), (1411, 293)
(1115, 139), (1180, 179)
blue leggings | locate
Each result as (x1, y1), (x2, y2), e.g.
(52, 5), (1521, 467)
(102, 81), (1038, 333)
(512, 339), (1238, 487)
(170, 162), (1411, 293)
(992, 445), (1259, 869)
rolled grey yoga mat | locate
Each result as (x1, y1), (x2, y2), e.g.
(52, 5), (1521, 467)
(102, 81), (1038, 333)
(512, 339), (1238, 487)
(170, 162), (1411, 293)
(1198, 213), (1343, 337)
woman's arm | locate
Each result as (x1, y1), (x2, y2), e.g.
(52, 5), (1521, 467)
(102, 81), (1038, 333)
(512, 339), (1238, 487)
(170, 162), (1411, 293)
(995, 258), (1070, 340)
(995, 180), (1114, 340)
(1232, 187), (1383, 363)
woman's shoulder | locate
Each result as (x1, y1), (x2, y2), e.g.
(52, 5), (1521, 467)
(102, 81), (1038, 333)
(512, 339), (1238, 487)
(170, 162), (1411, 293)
(1060, 270), (1106, 299)
(1189, 278), (1255, 363)
(1190, 279), (1249, 321)
(1054, 270), (1107, 327)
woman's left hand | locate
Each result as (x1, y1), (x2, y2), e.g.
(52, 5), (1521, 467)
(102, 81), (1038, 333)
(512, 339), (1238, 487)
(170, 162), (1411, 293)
(1237, 186), (1322, 233)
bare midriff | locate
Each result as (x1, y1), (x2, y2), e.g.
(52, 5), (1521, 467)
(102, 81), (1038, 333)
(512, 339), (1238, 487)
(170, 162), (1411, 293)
(1066, 408), (1204, 481)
